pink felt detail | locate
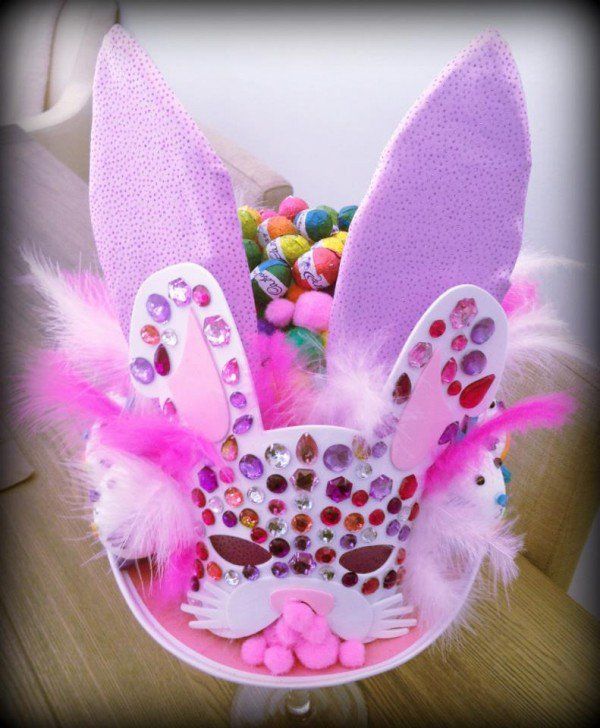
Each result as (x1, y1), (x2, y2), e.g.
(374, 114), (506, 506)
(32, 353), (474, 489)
(90, 26), (258, 380)
(295, 632), (340, 670)
(391, 350), (453, 470)
(339, 640), (366, 668)
(270, 588), (335, 616)
(265, 298), (295, 328)
(293, 291), (333, 332)
(282, 600), (316, 633)
(241, 636), (267, 666)
(502, 276), (539, 317)
(329, 30), (530, 371)
(263, 645), (295, 675)
(167, 311), (230, 442)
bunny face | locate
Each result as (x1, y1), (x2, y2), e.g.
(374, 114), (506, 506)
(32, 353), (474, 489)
(124, 262), (507, 641)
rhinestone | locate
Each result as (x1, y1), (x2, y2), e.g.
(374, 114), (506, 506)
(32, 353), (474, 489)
(399, 475), (418, 499)
(318, 528), (334, 543)
(448, 380), (462, 396)
(224, 569), (240, 586)
(233, 415), (253, 435)
(230, 391), (247, 408)
(323, 444), (353, 472)
(239, 454), (263, 480)
(208, 497), (223, 514)
(352, 490), (369, 507)
(207, 562), (222, 580)
(320, 567), (335, 581)
(291, 514), (313, 533)
(438, 421), (459, 445)
(265, 443), (291, 468)
(369, 509), (385, 526)
(451, 334), (468, 351)
(191, 488), (206, 508)
(429, 319), (446, 338)
(130, 357), (154, 384)
(146, 293), (171, 323)
(408, 342), (433, 368)
(461, 350), (487, 376)
(361, 577), (379, 595)
(222, 511), (237, 527)
(294, 535), (311, 550)
(204, 316), (231, 346)
(243, 565), (259, 581)
(240, 509), (259, 528)
(163, 399), (177, 419)
(202, 509), (215, 525)
(392, 373), (411, 404)
(251, 527), (268, 543)
(267, 474), (288, 494)
(459, 375), (495, 409)
(296, 433), (318, 463)
(370, 475), (392, 501)
(272, 562), (289, 578)
(219, 467), (235, 484)
(247, 487), (265, 504)
(340, 533), (357, 550)
(198, 467), (218, 493)
(289, 552), (316, 576)
(154, 345), (170, 376)
(193, 561), (204, 580)
(342, 572), (358, 587)
(168, 277), (191, 306)
(291, 468), (318, 492)
(371, 441), (387, 458)
(397, 567), (406, 584)
(387, 497), (401, 514)
(344, 513), (365, 532)
(190, 576), (200, 591)
(352, 436), (371, 460)
(450, 297), (477, 328)
(315, 547), (336, 563)
(140, 324), (160, 345)
(294, 494), (312, 511)
(361, 527), (378, 543)
(269, 538), (290, 557)
(399, 506), (412, 521)
(397, 547), (407, 564)
(224, 487), (243, 507)
(321, 507), (341, 526)
(192, 284), (211, 306)
(326, 476), (353, 503)
(355, 462), (372, 479)
(161, 329), (178, 346)
(222, 358), (240, 384)
(221, 436), (238, 461)
(471, 317), (495, 344)
(268, 499), (286, 515)
(386, 519), (400, 536)
(409, 503), (420, 521)
(441, 358), (457, 384)
(196, 541), (209, 560)
(398, 525), (411, 541)
(267, 518), (288, 536)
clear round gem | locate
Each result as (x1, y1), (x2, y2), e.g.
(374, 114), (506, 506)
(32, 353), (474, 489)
(247, 487), (265, 504)
(146, 293), (171, 323)
(267, 517), (288, 536)
(318, 528), (334, 543)
(355, 462), (372, 479)
(224, 569), (240, 586)
(320, 567), (335, 581)
(207, 497), (224, 514)
(161, 329), (178, 346)
(361, 526), (378, 543)
(265, 443), (291, 468)
(130, 357), (154, 384)
(203, 316), (231, 346)
(294, 495), (313, 511)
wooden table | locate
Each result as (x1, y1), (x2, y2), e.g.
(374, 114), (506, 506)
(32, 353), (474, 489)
(1, 127), (598, 726)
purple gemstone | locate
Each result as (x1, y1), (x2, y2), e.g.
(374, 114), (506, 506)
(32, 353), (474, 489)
(387, 497), (401, 514)
(233, 415), (253, 434)
(323, 444), (353, 472)
(272, 562), (289, 578)
(294, 535), (311, 550)
(230, 392), (247, 409)
(269, 538), (290, 557)
(372, 441), (387, 458)
(289, 552), (316, 576)
(450, 298), (478, 329)
(146, 293), (171, 323)
(461, 350), (487, 376)
(369, 475), (393, 501)
(325, 477), (353, 503)
(438, 421), (460, 445)
(386, 519), (400, 537)
(398, 525), (411, 541)
(198, 466), (219, 492)
(168, 277), (192, 307)
(204, 316), (231, 346)
(408, 341), (433, 368)
(130, 357), (155, 384)
(222, 358), (240, 384)
(222, 510), (237, 527)
(243, 565), (259, 581)
(471, 317), (495, 344)
(239, 454), (263, 480)
(340, 534), (357, 550)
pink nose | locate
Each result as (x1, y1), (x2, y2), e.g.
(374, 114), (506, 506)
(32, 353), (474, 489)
(270, 588), (334, 616)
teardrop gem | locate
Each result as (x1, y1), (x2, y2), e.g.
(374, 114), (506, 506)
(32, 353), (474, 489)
(441, 358), (457, 384)
(459, 375), (495, 409)
(392, 373), (411, 404)
(154, 344), (171, 376)
(222, 358), (240, 384)
(296, 433), (318, 464)
(221, 435), (239, 461)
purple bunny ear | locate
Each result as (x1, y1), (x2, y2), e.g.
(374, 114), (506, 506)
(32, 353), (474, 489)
(89, 26), (257, 374)
(328, 30), (530, 371)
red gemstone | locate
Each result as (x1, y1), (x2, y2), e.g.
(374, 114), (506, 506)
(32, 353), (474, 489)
(459, 374), (495, 409)
(399, 475), (418, 500)
(369, 509), (385, 526)
(191, 488), (206, 508)
(429, 319), (446, 338)
(195, 559), (205, 578)
(396, 547), (406, 564)
(196, 541), (209, 560)
(392, 373), (411, 404)
(202, 509), (215, 526)
(321, 506), (341, 526)
(190, 576), (200, 591)
(383, 569), (397, 589)
(251, 527), (268, 543)
(447, 380), (462, 396)
(154, 344), (171, 376)
(352, 490), (369, 507)
(315, 547), (336, 564)
(396, 567), (406, 584)
(409, 503), (420, 521)
(361, 577), (379, 595)
(451, 334), (468, 351)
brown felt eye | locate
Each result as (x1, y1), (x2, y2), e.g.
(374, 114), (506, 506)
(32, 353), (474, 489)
(209, 535), (271, 566)
(339, 545), (393, 574)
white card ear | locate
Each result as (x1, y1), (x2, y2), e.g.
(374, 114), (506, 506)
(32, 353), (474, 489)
(128, 263), (261, 442)
(385, 285), (508, 472)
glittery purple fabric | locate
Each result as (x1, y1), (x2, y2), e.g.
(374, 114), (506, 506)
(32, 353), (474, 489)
(89, 26), (257, 376)
(329, 31), (530, 371)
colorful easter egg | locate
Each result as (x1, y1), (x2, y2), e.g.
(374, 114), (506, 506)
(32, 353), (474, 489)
(314, 231), (348, 257)
(243, 238), (263, 270)
(265, 234), (311, 266)
(278, 195), (308, 221)
(292, 247), (340, 290)
(251, 259), (292, 306)
(259, 208), (278, 221)
(286, 281), (306, 303)
(294, 208), (334, 242)
(316, 205), (338, 227)
(338, 205), (358, 231)
(237, 207), (259, 239)
(256, 216), (298, 247)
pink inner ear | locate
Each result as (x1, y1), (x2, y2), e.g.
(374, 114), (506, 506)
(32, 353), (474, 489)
(391, 351), (452, 471)
(167, 312), (230, 442)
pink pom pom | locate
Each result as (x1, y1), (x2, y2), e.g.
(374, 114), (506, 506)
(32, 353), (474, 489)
(241, 636), (267, 666)
(263, 622), (280, 646)
(295, 632), (339, 670)
(265, 298), (295, 329)
(259, 208), (277, 221)
(275, 616), (301, 647)
(301, 614), (331, 645)
(282, 601), (315, 633)
(339, 640), (366, 668)
(292, 291), (333, 332)
(278, 195), (308, 221)
(263, 645), (295, 675)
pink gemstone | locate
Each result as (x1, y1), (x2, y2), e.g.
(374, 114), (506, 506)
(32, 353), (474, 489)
(204, 316), (231, 346)
(326, 477), (353, 503)
(163, 399), (177, 419)
(221, 358), (240, 384)
(451, 334), (468, 351)
(153, 345), (171, 376)
(441, 357), (457, 384)
(408, 342), (433, 368)
(450, 298), (478, 329)
(192, 284), (211, 306)
(219, 467), (235, 483)
(296, 433), (318, 464)
(141, 324), (160, 345)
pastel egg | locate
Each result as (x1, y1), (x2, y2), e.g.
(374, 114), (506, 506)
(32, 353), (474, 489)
(251, 259), (292, 306)
(314, 231), (347, 257)
(316, 205), (338, 226)
(265, 234), (311, 266)
(292, 247), (340, 290)
(256, 216), (298, 247)
(278, 195), (308, 221)
(338, 205), (358, 231)
(243, 238), (263, 270)
(237, 207), (259, 239)
(294, 208), (333, 242)
(259, 208), (278, 221)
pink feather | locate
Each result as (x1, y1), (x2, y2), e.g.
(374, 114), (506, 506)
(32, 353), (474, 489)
(426, 392), (575, 495)
(502, 275), (539, 318)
